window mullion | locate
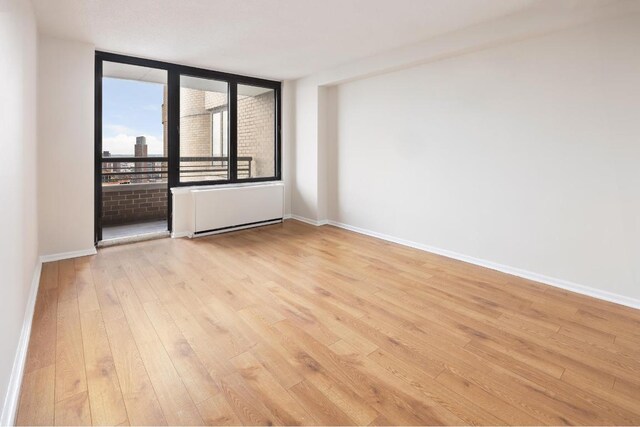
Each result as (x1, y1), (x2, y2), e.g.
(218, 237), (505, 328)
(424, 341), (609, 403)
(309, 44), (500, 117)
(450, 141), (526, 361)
(168, 68), (180, 190)
(229, 82), (238, 182)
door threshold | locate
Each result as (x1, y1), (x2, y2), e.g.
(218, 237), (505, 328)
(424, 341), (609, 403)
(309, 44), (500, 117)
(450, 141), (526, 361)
(98, 230), (170, 248)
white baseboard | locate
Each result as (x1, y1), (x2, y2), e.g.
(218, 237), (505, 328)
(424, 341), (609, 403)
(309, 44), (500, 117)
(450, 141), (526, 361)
(0, 260), (42, 426)
(287, 215), (329, 226)
(310, 219), (639, 310)
(171, 231), (191, 239)
(39, 247), (97, 263)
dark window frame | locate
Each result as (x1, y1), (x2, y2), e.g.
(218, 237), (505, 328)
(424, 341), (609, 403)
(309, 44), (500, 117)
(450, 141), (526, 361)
(94, 51), (282, 244)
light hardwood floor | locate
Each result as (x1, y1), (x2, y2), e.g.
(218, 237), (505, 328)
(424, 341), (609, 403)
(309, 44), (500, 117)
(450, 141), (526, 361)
(16, 220), (640, 425)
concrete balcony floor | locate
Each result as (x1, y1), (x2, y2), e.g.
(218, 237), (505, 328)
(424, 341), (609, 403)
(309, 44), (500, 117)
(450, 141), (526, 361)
(102, 219), (167, 241)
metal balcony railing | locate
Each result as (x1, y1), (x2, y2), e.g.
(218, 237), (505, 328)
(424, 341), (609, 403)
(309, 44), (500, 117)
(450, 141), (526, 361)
(101, 156), (252, 184)
(101, 157), (168, 185)
(179, 156), (252, 181)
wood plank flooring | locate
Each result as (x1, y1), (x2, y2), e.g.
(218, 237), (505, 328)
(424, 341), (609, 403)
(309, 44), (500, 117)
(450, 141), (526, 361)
(16, 220), (640, 425)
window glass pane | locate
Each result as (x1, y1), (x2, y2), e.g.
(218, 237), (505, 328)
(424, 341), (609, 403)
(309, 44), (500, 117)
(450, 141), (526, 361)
(180, 75), (228, 182)
(237, 84), (276, 179)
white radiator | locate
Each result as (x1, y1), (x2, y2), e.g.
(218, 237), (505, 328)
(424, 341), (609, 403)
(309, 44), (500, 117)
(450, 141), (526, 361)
(172, 183), (284, 237)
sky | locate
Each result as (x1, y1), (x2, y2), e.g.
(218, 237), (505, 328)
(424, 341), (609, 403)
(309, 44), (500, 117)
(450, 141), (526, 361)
(102, 77), (165, 155)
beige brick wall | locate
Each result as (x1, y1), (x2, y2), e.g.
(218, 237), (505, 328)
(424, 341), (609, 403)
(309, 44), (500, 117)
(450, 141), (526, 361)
(162, 86), (275, 179)
(204, 91), (227, 110)
(238, 90), (275, 177)
(180, 88), (214, 157)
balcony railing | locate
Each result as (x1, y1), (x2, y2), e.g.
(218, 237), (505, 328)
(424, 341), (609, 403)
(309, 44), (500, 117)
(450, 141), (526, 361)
(179, 156), (252, 181)
(101, 157), (168, 185)
(101, 156), (252, 184)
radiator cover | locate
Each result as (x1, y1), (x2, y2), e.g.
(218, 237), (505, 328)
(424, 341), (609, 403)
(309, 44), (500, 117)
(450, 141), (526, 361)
(187, 183), (284, 235)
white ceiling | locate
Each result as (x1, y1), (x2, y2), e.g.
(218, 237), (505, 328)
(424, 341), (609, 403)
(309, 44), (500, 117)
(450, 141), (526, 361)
(103, 61), (167, 83)
(103, 61), (273, 96)
(32, 0), (543, 80)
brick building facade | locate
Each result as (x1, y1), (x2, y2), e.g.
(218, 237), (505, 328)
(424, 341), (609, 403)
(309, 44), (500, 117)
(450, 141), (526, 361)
(237, 89), (275, 177)
(163, 86), (275, 179)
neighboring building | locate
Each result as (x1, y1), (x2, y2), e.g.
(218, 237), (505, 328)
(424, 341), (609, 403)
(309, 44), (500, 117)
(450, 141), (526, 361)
(102, 150), (112, 171)
(134, 136), (148, 157)
(102, 150), (124, 184)
(134, 136), (149, 175)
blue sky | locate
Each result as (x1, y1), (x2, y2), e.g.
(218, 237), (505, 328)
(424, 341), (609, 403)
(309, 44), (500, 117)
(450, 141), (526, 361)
(102, 78), (165, 155)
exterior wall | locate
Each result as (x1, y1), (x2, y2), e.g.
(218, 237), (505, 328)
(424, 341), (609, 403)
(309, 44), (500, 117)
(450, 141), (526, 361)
(102, 183), (167, 225)
(167, 87), (275, 178)
(238, 91), (275, 177)
(179, 88), (212, 157)
(205, 91), (227, 110)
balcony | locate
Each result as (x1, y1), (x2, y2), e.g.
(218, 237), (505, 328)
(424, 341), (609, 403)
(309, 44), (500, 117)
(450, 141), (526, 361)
(101, 156), (253, 187)
(100, 156), (252, 240)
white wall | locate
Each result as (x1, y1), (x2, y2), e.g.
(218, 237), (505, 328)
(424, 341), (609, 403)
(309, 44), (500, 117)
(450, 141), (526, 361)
(38, 36), (95, 256)
(325, 15), (640, 302)
(282, 80), (295, 215)
(0, 0), (39, 421)
(291, 76), (322, 220)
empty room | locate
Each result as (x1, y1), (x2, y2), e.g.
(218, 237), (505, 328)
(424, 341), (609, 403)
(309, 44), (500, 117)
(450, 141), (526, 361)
(1, 0), (639, 425)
